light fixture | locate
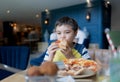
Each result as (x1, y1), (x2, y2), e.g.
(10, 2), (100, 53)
(44, 18), (49, 25)
(107, 1), (110, 4)
(105, 1), (110, 8)
(35, 14), (39, 18)
(44, 8), (50, 25)
(10, 22), (17, 28)
(86, 0), (92, 7)
(6, 10), (10, 14)
(45, 8), (50, 15)
(86, 0), (90, 4)
(45, 8), (49, 13)
(86, 12), (91, 21)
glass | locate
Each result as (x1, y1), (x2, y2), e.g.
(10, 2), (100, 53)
(25, 75), (75, 82)
(89, 43), (99, 49)
(95, 49), (111, 82)
(110, 49), (120, 82)
(88, 49), (95, 60)
(117, 45), (120, 57)
(25, 76), (56, 82)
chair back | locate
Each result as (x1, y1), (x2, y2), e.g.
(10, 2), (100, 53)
(0, 46), (30, 70)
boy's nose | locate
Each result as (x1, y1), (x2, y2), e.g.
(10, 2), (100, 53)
(60, 34), (66, 39)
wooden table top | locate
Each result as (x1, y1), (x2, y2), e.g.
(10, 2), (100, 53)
(0, 70), (110, 82)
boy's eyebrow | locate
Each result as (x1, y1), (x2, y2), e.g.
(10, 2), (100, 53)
(56, 30), (71, 32)
(56, 31), (61, 33)
(56, 30), (60, 32)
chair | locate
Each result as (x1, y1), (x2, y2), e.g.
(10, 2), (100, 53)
(30, 51), (46, 66)
(0, 46), (30, 80)
(83, 38), (89, 48)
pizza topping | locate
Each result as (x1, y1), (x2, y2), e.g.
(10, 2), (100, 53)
(58, 58), (98, 76)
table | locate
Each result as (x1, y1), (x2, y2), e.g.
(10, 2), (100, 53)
(1, 49), (111, 82)
(0, 70), (110, 82)
(0, 71), (26, 82)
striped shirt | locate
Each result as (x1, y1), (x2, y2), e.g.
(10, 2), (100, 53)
(44, 43), (91, 61)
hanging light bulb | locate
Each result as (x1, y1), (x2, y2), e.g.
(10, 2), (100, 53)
(6, 10), (10, 14)
(86, 12), (91, 21)
(86, 0), (92, 7)
(44, 18), (49, 25)
(86, 0), (90, 4)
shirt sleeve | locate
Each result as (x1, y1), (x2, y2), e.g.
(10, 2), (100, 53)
(81, 47), (91, 59)
(43, 50), (49, 61)
(74, 43), (91, 59)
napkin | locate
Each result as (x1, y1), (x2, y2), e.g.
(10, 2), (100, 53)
(56, 76), (75, 82)
(54, 61), (66, 70)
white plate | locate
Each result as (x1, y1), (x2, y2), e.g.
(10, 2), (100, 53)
(57, 69), (96, 79)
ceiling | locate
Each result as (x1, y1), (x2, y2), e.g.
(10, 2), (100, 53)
(0, 0), (87, 26)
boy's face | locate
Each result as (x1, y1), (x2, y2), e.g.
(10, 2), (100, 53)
(55, 24), (77, 44)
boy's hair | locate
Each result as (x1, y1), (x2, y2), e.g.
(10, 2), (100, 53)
(55, 16), (79, 32)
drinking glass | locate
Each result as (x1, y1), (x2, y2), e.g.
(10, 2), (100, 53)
(110, 49), (120, 82)
(95, 49), (111, 82)
(25, 75), (56, 82)
(88, 49), (95, 60)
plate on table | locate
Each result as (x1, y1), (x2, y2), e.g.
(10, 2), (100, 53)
(57, 69), (96, 79)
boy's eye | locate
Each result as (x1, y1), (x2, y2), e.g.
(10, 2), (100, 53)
(65, 31), (70, 34)
(57, 32), (61, 35)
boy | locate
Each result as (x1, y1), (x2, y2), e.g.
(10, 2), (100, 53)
(44, 16), (90, 62)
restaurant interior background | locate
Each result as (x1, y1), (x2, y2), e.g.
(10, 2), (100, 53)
(0, 0), (120, 50)
(1, 0), (120, 81)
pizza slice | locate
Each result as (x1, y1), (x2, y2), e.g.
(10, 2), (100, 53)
(55, 39), (68, 50)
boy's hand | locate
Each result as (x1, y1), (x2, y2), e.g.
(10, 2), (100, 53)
(60, 45), (74, 59)
(47, 42), (59, 61)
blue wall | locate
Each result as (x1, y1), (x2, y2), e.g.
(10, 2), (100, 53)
(41, 1), (107, 48)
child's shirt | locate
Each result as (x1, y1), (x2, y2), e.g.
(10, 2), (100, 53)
(44, 43), (91, 62)
(53, 48), (82, 62)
